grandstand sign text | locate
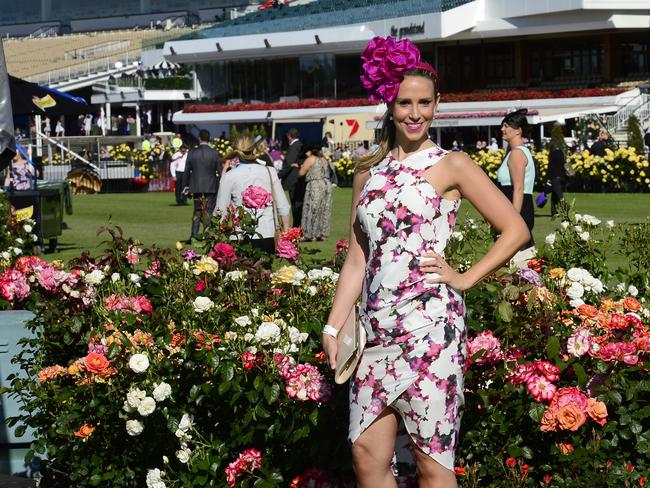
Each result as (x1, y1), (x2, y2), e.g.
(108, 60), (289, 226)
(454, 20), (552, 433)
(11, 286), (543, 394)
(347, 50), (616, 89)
(390, 23), (425, 39)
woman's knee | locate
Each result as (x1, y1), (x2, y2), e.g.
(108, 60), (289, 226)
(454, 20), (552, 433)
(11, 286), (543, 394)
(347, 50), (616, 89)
(351, 439), (391, 475)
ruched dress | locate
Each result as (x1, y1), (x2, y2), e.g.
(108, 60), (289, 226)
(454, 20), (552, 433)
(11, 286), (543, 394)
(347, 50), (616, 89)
(350, 145), (466, 471)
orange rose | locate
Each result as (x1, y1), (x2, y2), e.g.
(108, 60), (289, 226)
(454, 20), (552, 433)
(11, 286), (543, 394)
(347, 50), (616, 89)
(577, 304), (599, 319)
(74, 423), (95, 438)
(587, 398), (608, 426)
(37, 365), (65, 383)
(599, 298), (616, 313)
(540, 408), (557, 432)
(559, 442), (574, 455)
(83, 352), (110, 374)
(623, 297), (641, 312)
(556, 404), (587, 431)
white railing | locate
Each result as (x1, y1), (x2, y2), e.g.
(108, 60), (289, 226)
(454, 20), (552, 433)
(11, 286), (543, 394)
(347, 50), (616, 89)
(634, 97), (650, 127)
(27, 49), (141, 86)
(605, 93), (650, 132)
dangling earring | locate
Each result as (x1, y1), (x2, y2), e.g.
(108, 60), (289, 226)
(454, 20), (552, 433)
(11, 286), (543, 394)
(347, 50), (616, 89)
(389, 115), (393, 121)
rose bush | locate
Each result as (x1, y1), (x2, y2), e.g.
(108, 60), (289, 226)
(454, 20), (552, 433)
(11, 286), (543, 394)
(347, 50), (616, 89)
(1, 195), (648, 487)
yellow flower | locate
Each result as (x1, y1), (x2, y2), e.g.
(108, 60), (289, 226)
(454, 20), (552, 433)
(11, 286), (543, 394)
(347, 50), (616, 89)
(548, 268), (566, 279)
(272, 265), (301, 284)
(175, 241), (184, 250)
(193, 256), (219, 275)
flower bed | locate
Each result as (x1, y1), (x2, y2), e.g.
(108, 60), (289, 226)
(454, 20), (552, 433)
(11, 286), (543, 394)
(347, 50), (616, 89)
(1, 190), (649, 486)
(183, 88), (627, 113)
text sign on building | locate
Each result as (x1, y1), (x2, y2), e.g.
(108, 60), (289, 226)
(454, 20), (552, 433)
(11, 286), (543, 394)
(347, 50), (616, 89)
(390, 22), (425, 39)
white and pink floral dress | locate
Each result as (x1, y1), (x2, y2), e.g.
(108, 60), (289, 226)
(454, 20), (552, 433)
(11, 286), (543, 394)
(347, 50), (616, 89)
(350, 145), (466, 471)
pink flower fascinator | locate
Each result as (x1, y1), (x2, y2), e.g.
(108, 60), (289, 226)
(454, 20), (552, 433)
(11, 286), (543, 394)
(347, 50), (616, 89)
(360, 36), (438, 104)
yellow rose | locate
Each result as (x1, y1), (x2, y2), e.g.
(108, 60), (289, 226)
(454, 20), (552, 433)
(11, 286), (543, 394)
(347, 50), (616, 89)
(548, 267), (565, 279)
(272, 265), (300, 284)
(193, 256), (219, 275)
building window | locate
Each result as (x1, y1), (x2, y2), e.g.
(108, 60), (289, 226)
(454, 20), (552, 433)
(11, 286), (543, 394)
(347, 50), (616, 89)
(622, 42), (650, 75)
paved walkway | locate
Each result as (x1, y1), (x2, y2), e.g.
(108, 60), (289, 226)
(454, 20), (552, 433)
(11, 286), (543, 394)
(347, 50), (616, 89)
(0, 475), (36, 487)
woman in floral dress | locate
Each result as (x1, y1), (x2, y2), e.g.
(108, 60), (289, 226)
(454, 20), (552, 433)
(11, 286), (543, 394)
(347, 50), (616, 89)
(299, 146), (332, 241)
(322, 36), (530, 487)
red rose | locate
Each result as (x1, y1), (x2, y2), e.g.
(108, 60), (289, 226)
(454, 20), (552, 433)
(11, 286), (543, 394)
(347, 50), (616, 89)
(505, 457), (517, 468)
(211, 243), (236, 264)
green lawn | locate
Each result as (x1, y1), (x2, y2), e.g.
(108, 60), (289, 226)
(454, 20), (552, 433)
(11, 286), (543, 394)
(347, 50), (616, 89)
(49, 190), (650, 263)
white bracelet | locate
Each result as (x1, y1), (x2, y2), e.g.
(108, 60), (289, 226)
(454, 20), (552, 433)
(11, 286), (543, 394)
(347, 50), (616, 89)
(322, 324), (339, 339)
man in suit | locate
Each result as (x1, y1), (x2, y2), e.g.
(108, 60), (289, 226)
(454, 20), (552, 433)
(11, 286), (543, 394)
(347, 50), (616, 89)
(182, 129), (222, 241)
(279, 127), (304, 226)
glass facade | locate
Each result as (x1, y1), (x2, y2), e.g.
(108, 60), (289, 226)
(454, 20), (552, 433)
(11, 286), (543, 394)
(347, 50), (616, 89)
(621, 42), (650, 75)
(0, 0), (253, 26)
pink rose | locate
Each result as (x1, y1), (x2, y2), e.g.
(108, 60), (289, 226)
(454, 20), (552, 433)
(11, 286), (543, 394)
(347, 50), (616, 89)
(276, 239), (299, 261)
(552, 387), (589, 412)
(210, 242), (236, 264)
(242, 185), (272, 209)
(467, 331), (503, 365)
(0, 269), (31, 301)
(37, 266), (67, 293)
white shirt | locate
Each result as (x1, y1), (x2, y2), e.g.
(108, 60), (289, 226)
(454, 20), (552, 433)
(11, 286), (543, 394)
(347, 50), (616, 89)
(215, 162), (290, 239)
(170, 151), (187, 177)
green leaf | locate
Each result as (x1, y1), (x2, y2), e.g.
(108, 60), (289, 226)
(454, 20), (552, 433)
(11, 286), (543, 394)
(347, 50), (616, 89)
(545, 336), (560, 360)
(497, 301), (513, 323)
(264, 384), (280, 405)
(309, 407), (319, 426)
(572, 362), (587, 387)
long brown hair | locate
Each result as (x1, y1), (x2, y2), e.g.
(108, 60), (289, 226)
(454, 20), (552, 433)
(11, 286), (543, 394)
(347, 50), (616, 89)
(356, 67), (439, 173)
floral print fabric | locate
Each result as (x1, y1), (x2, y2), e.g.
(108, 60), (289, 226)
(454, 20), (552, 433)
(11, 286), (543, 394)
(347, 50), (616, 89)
(351, 145), (466, 471)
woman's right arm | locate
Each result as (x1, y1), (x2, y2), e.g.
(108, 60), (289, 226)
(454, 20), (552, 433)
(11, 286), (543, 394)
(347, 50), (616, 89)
(322, 170), (370, 370)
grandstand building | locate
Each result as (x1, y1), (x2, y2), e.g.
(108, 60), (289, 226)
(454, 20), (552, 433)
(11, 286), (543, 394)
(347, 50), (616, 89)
(163, 0), (650, 145)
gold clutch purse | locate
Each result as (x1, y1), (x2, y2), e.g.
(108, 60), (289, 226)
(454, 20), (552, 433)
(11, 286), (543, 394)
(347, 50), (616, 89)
(334, 306), (366, 384)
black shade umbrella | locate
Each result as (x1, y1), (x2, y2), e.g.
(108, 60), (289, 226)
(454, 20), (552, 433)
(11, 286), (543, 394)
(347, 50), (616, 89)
(9, 75), (89, 116)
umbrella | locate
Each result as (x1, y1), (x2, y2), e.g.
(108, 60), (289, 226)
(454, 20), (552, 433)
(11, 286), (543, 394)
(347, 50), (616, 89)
(9, 75), (89, 116)
(150, 60), (180, 71)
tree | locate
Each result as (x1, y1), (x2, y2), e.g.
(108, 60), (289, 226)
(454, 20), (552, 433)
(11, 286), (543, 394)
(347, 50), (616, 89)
(551, 123), (566, 151)
(627, 114), (644, 152)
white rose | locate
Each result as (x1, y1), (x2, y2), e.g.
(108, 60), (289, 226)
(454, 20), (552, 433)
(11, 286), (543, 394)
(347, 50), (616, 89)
(84, 269), (105, 285)
(606, 220), (615, 228)
(193, 296), (214, 313)
(129, 273), (141, 284)
(176, 449), (191, 464)
(126, 419), (144, 436)
(545, 233), (556, 246)
(15, 238), (24, 245)
(234, 315), (251, 327)
(123, 400), (136, 413)
(145, 468), (167, 488)
(579, 231), (590, 241)
(308, 285), (317, 296)
(182, 261), (190, 271)
(566, 282), (585, 299)
(591, 279), (605, 294)
(582, 214), (601, 226)
(12, 247), (22, 256)
(225, 270), (246, 282)
(129, 353), (150, 373)
(574, 213), (583, 222)
(308, 269), (323, 281)
(616, 282), (627, 292)
(153, 382), (172, 402)
(137, 396), (156, 416)
(1, 251), (10, 260)
(251, 307), (259, 317)
(288, 326), (309, 344)
(451, 231), (463, 241)
(23, 224), (33, 233)
(628, 285), (639, 297)
(224, 331), (238, 340)
(255, 322), (281, 344)
(574, 225), (583, 233)
(567, 268), (587, 283)
(561, 221), (570, 229)
(31, 234), (38, 242)
(111, 273), (121, 282)
(178, 413), (194, 432)
(292, 270), (306, 284)
(569, 298), (585, 308)
(243, 333), (255, 342)
(126, 387), (146, 408)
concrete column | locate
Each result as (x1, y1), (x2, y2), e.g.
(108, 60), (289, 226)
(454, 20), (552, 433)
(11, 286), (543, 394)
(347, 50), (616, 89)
(35, 115), (42, 157)
(105, 102), (111, 135)
(602, 34), (613, 83)
(136, 104), (141, 136)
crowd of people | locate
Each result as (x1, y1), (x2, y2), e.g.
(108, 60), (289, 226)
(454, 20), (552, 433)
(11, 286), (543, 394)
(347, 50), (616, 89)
(178, 127), (334, 248)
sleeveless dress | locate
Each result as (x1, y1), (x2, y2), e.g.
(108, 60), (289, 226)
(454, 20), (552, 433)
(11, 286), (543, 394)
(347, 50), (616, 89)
(301, 157), (332, 240)
(351, 145), (466, 471)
